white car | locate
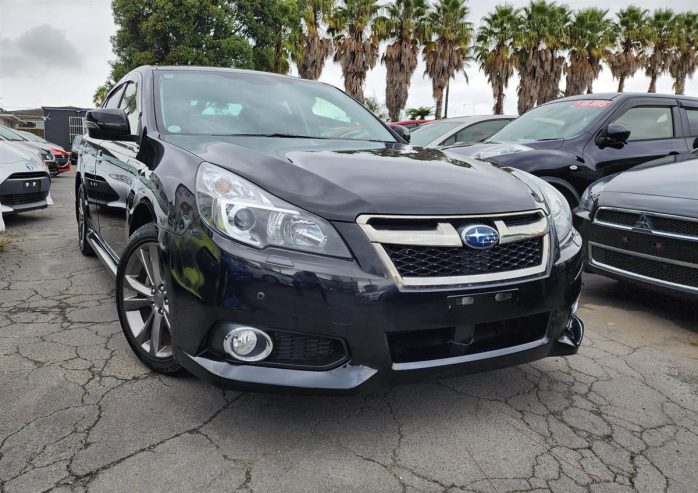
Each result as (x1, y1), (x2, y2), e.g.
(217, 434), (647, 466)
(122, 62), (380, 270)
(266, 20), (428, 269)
(409, 115), (516, 148)
(0, 140), (53, 216)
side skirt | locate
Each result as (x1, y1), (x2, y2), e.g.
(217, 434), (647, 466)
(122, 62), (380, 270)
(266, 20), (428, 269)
(87, 229), (118, 278)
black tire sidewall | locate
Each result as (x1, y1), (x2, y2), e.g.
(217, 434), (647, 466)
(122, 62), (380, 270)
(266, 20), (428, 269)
(77, 184), (94, 256)
(116, 222), (181, 374)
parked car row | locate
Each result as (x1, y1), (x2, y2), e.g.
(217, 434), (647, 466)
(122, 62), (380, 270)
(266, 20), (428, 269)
(0, 126), (70, 176)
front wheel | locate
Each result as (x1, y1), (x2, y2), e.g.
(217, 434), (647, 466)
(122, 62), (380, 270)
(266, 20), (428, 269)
(116, 223), (181, 374)
(76, 184), (94, 256)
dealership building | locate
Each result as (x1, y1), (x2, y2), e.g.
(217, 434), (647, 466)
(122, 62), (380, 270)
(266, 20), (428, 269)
(1, 106), (90, 150)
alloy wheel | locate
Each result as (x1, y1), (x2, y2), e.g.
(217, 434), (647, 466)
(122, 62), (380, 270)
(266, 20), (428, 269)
(78, 189), (87, 249)
(121, 242), (173, 359)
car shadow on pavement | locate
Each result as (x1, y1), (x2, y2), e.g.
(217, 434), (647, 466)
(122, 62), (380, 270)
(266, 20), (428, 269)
(581, 273), (698, 334)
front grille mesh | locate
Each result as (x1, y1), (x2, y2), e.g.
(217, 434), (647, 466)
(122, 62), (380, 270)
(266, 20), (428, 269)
(383, 238), (543, 278)
(591, 246), (698, 289)
(595, 208), (698, 239)
(651, 216), (698, 238)
(595, 209), (640, 227)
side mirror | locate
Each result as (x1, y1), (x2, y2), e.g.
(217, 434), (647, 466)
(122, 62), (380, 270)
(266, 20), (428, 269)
(598, 122), (631, 147)
(391, 124), (410, 143)
(85, 109), (131, 141)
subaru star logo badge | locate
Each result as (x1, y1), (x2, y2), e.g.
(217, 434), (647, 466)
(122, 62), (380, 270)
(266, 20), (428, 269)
(26, 163), (34, 171)
(461, 225), (499, 250)
(634, 214), (652, 231)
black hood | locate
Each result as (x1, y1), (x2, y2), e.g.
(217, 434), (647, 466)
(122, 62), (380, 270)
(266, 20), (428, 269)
(602, 155), (698, 200)
(164, 136), (540, 221)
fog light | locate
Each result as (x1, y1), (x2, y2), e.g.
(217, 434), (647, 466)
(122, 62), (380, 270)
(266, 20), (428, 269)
(223, 326), (273, 362)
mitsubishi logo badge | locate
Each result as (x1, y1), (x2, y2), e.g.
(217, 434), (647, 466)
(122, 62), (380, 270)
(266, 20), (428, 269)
(634, 214), (652, 231)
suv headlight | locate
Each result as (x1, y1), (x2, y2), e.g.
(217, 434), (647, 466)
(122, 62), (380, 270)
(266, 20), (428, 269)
(196, 162), (351, 258)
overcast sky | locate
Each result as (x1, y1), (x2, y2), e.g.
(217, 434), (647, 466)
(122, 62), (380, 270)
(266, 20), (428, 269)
(0, 0), (696, 115)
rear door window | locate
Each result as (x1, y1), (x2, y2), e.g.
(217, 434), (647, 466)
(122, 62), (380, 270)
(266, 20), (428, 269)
(613, 106), (674, 141)
(685, 108), (698, 137)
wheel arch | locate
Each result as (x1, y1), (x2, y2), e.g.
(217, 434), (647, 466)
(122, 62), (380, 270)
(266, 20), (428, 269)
(129, 200), (156, 236)
(538, 176), (580, 207)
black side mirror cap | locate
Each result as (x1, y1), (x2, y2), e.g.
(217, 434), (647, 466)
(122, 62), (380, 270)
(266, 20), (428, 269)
(391, 124), (411, 143)
(85, 109), (132, 141)
(598, 122), (631, 147)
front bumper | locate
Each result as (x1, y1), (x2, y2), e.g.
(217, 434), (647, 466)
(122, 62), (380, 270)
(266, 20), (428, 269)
(0, 174), (51, 215)
(165, 218), (584, 392)
(575, 207), (698, 298)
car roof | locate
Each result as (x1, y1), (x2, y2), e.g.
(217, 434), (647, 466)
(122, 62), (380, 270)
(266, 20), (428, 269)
(548, 93), (698, 104)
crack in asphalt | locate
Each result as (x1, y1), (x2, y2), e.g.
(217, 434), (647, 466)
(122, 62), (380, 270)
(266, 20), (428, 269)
(1, 172), (697, 493)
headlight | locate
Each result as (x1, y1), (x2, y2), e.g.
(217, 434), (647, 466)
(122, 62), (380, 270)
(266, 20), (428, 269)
(578, 175), (614, 212)
(536, 180), (574, 245)
(43, 151), (55, 162)
(196, 162), (351, 258)
(509, 170), (574, 246)
(578, 187), (595, 211)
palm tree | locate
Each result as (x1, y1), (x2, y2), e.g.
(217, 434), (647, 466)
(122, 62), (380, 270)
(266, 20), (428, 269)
(644, 9), (675, 93)
(669, 12), (698, 95)
(607, 6), (649, 92)
(474, 5), (520, 115)
(514, 1), (570, 114)
(328, 0), (381, 104)
(294, 0), (334, 80)
(564, 8), (616, 96)
(374, 0), (429, 121)
(422, 0), (473, 120)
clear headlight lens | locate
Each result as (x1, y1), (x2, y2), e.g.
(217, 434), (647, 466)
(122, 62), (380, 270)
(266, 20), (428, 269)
(509, 170), (574, 246)
(578, 187), (596, 211)
(537, 180), (574, 245)
(43, 151), (55, 162)
(196, 162), (351, 258)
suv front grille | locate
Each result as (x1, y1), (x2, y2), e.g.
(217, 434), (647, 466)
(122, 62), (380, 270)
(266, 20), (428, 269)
(358, 211), (550, 288)
(595, 207), (698, 241)
(383, 238), (543, 278)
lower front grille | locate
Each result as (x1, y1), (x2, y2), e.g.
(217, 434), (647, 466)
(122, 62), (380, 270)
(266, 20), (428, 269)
(595, 207), (698, 240)
(265, 331), (349, 370)
(0, 191), (48, 205)
(590, 244), (698, 290)
(387, 313), (550, 363)
(383, 238), (543, 278)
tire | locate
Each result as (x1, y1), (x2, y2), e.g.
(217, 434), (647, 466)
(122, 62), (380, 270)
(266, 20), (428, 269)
(116, 223), (181, 374)
(76, 184), (94, 256)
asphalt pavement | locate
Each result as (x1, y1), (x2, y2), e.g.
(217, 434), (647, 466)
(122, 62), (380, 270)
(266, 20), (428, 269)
(1, 169), (697, 493)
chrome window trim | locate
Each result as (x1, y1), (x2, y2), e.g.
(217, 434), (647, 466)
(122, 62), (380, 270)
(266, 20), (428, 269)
(588, 241), (698, 294)
(594, 206), (698, 242)
(357, 211), (550, 290)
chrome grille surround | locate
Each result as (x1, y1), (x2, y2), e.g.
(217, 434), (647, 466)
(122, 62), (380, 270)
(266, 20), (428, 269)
(594, 207), (698, 242)
(357, 210), (551, 290)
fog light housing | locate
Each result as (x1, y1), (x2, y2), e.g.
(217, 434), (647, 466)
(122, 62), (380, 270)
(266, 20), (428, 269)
(223, 326), (273, 362)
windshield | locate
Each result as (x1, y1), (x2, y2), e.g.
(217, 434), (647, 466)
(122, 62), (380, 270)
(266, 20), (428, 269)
(0, 126), (28, 141)
(409, 121), (462, 146)
(20, 131), (46, 143)
(155, 70), (397, 143)
(488, 100), (611, 143)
